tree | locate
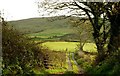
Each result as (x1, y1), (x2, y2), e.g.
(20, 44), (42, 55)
(104, 2), (120, 57)
(69, 17), (93, 51)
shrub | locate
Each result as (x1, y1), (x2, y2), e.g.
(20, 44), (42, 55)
(2, 24), (45, 74)
(76, 59), (84, 65)
(86, 57), (120, 76)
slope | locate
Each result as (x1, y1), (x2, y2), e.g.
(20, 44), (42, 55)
(8, 16), (74, 34)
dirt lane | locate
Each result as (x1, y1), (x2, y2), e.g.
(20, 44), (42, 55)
(67, 53), (73, 71)
(71, 52), (84, 74)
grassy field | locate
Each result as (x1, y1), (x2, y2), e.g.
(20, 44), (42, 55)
(26, 31), (69, 41)
(42, 42), (78, 52)
(42, 42), (97, 53)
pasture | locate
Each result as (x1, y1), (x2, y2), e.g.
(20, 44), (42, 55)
(42, 42), (97, 53)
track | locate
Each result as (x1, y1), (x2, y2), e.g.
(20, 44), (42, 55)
(71, 52), (84, 74)
(67, 53), (73, 71)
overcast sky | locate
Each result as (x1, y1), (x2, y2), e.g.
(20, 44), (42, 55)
(0, 0), (75, 21)
(0, 0), (101, 21)
(0, 0), (39, 21)
(1, 0), (116, 21)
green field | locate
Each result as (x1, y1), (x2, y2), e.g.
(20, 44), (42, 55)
(26, 31), (68, 41)
(42, 42), (97, 53)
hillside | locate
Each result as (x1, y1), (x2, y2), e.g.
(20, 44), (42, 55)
(8, 16), (93, 42)
(8, 16), (74, 34)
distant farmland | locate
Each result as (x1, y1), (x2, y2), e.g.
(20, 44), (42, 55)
(8, 17), (94, 42)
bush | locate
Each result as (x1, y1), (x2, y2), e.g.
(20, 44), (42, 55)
(76, 59), (84, 65)
(86, 57), (120, 76)
(2, 24), (45, 74)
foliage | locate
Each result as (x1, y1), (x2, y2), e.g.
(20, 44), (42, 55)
(69, 17), (94, 51)
(74, 50), (96, 74)
(87, 57), (120, 76)
(33, 49), (70, 74)
(76, 59), (84, 65)
(2, 23), (45, 74)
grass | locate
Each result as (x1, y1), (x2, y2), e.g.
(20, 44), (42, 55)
(33, 68), (67, 74)
(45, 69), (66, 74)
(83, 43), (97, 53)
(65, 53), (69, 70)
(69, 53), (79, 73)
(71, 60), (79, 73)
(42, 42), (97, 53)
(42, 42), (79, 52)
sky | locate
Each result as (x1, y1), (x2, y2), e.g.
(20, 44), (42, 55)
(1, 0), (116, 21)
(0, 0), (83, 21)
(0, 0), (39, 21)
(0, 0), (75, 21)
